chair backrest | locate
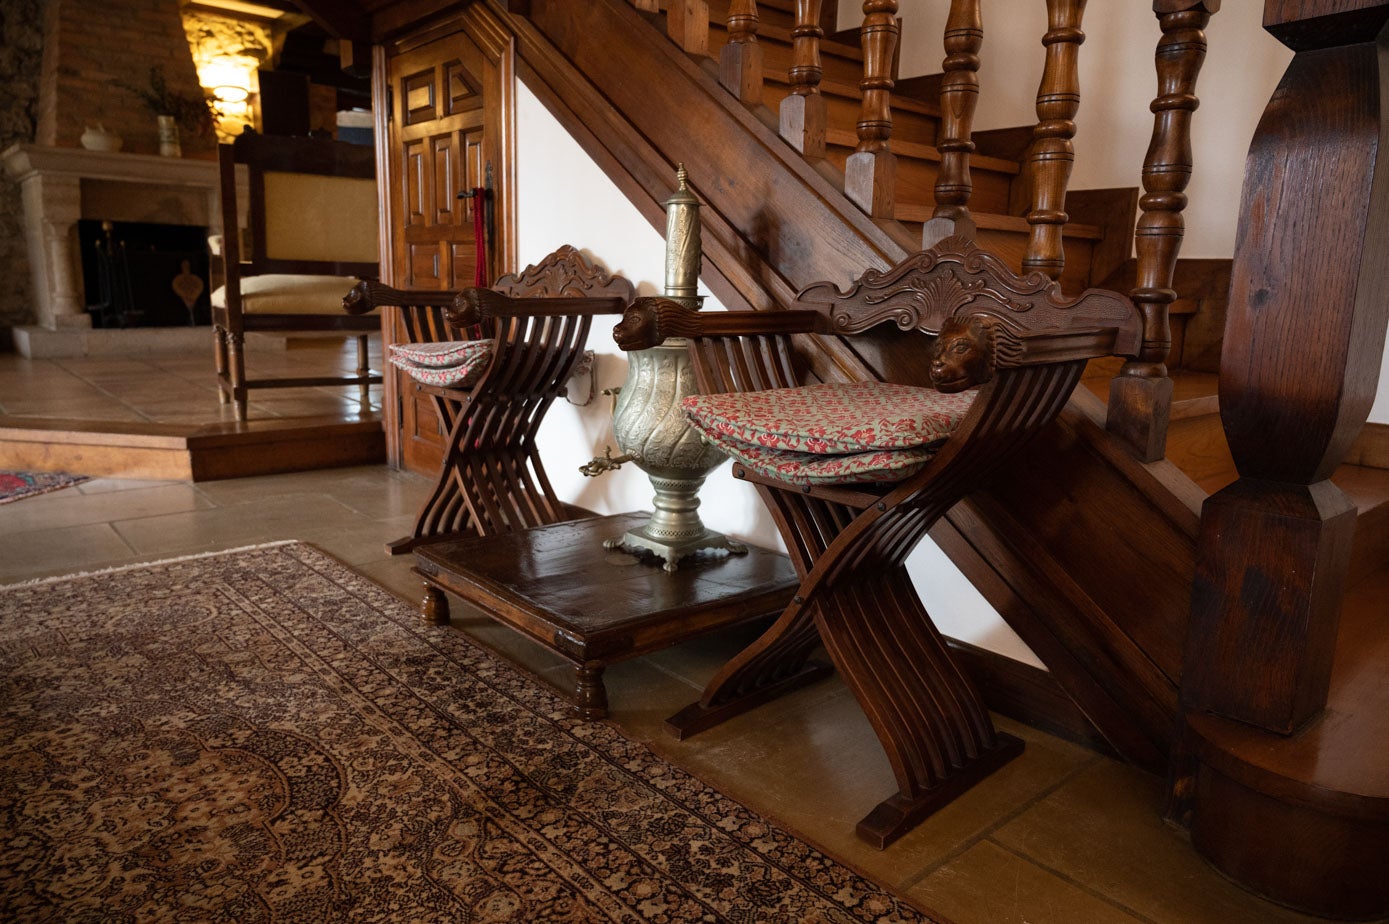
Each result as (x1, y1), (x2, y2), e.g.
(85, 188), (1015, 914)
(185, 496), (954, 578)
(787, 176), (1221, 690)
(218, 132), (379, 280)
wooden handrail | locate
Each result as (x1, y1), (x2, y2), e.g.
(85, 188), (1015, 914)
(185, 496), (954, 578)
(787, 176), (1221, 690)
(923, 0), (983, 248)
(1023, 0), (1087, 278)
(720, 0), (764, 104)
(780, 0), (828, 158)
(844, 0), (899, 218)
(1107, 0), (1218, 462)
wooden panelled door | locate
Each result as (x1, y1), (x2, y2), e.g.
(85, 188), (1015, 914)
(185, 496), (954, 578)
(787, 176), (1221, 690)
(384, 28), (491, 475)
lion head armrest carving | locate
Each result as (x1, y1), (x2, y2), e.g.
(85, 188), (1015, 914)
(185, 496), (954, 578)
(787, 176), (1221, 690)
(613, 296), (826, 351)
(342, 279), (457, 314)
(447, 288), (630, 329)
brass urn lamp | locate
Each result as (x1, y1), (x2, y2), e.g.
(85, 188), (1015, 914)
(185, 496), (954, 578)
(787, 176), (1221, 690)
(584, 165), (746, 571)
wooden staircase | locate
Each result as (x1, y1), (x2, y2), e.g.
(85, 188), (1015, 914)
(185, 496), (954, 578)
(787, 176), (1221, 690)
(446, 0), (1389, 916)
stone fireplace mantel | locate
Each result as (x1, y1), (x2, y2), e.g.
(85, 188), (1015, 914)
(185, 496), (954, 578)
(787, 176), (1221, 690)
(3, 143), (240, 344)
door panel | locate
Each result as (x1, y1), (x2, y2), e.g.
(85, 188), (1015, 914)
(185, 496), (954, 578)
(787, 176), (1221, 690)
(386, 29), (491, 474)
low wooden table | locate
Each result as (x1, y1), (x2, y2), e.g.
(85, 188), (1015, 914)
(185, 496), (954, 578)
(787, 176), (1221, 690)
(412, 512), (800, 718)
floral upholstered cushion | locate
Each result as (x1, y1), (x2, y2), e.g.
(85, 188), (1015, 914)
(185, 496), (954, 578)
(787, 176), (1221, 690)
(698, 427), (940, 485)
(389, 339), (488, 369)
(388, 340), (494, 388)
(683, 381), (977, 454)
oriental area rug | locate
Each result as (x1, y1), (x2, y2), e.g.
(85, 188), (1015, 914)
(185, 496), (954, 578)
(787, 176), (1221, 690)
(0, 470), (88, 505)
(0, 542), (944, 923)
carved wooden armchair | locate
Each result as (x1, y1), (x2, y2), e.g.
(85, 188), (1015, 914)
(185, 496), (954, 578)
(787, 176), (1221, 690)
(344, 246), (635, 558)
(213, 132), (382, 420)
(614, 237), (1142, 846)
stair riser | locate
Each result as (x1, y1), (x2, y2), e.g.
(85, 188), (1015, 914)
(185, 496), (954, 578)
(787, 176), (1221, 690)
(762, 80), (939, 146)
(823, 145), (1014, 216)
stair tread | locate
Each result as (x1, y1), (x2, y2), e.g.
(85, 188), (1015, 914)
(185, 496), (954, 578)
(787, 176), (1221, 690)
(768, 75), (941, 118)
(1188, 562), (1389, 809)
(891, 204), (1103, 241)
(824, 128), (1019, 176)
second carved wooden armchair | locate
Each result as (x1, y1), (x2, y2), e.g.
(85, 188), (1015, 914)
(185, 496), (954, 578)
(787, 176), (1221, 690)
(344, 246), (635, 557)
(614, 237), (1143, 847)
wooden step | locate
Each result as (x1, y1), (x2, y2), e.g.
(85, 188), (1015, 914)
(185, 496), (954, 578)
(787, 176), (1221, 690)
(762, 73), (941, 146)
(822, 128), (1018, 215)
(1132, 371), (1389, 583)
(0, 414), (385, 482)
(1182, 561), (1389, 920)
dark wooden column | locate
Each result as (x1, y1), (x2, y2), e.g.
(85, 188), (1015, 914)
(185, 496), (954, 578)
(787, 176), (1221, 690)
(1185, 0), (1389, 734)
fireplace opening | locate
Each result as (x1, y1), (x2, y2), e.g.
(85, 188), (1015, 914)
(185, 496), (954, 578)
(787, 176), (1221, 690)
(79, 220), (212, 328)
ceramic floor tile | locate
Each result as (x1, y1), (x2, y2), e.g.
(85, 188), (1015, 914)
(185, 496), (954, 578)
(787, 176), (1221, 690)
(0, 483), (213, 533)
(77, 478), (185, 495)
(907, 840), (1148, 924)
(991, 760), (1334, 924)
(110, 494), (376, 556)
(0, 522), (136, 582)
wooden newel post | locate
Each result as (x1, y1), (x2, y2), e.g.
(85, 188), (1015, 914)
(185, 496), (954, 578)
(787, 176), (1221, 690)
(845, 0), (899, 218)
(1185, 1), (1389, 734)
(780, 0), (827, 158)
(1107, 1), (1217, 462)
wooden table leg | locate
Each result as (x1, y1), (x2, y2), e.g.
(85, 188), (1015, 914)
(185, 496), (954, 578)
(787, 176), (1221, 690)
(576, 664), (609, 719)
(421, 581), (450, 625)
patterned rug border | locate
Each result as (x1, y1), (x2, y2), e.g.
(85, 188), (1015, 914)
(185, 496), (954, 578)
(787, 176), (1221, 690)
(0, 470), (90, 505)
(1, 540), (952, 923)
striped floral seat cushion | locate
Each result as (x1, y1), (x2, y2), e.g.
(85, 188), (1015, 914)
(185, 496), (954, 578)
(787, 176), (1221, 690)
(698, 428), (942, 485)
(388, 340), (494, 388)
(682, 381), (977, 486)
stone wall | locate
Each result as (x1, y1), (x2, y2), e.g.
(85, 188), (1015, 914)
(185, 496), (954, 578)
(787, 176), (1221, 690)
(36, 0), (214, 160)
(0, 0), (46, 337)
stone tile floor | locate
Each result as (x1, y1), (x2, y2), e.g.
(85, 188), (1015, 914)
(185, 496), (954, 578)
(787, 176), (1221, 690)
(0, 346), (1349, 924)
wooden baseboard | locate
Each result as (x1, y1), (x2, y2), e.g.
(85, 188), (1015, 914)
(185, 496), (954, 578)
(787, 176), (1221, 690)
(946, 637), (1115, 757)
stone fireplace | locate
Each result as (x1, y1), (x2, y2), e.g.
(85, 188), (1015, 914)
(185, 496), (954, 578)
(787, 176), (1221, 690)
(1, 143), (244, 356)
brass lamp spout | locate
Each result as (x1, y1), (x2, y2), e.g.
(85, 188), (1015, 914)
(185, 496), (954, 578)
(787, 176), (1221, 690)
(580, 447), (636, 477)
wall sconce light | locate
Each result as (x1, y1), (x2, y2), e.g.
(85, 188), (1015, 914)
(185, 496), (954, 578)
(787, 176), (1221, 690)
(197, 54), (257, 141)
(212, 84), (249, 104)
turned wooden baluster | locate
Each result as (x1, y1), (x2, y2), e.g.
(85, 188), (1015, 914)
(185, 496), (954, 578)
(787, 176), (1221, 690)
(1022, 0), (1086, 278)
(923, 0), (983, 248)
(780, 0), (827, 158)
(844, 0), (899, 218)
(668, 0), (711, 57)
(720, 0), (764, 104)
(1108, 1), (1218, 462)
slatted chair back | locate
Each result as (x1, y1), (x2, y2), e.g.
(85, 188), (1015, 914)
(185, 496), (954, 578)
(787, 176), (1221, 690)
(342, 246), (634, 554)
(212, 132), (382, 419)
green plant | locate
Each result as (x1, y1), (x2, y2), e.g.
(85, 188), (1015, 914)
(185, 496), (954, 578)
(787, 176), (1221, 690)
(118, 65), (214, 136)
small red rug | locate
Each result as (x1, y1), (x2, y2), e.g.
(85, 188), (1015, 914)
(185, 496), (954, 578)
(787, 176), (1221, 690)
(0, 470), (90, 505)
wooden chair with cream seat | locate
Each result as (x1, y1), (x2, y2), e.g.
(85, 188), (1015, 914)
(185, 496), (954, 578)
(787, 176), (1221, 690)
(212, 131), (383, 420)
